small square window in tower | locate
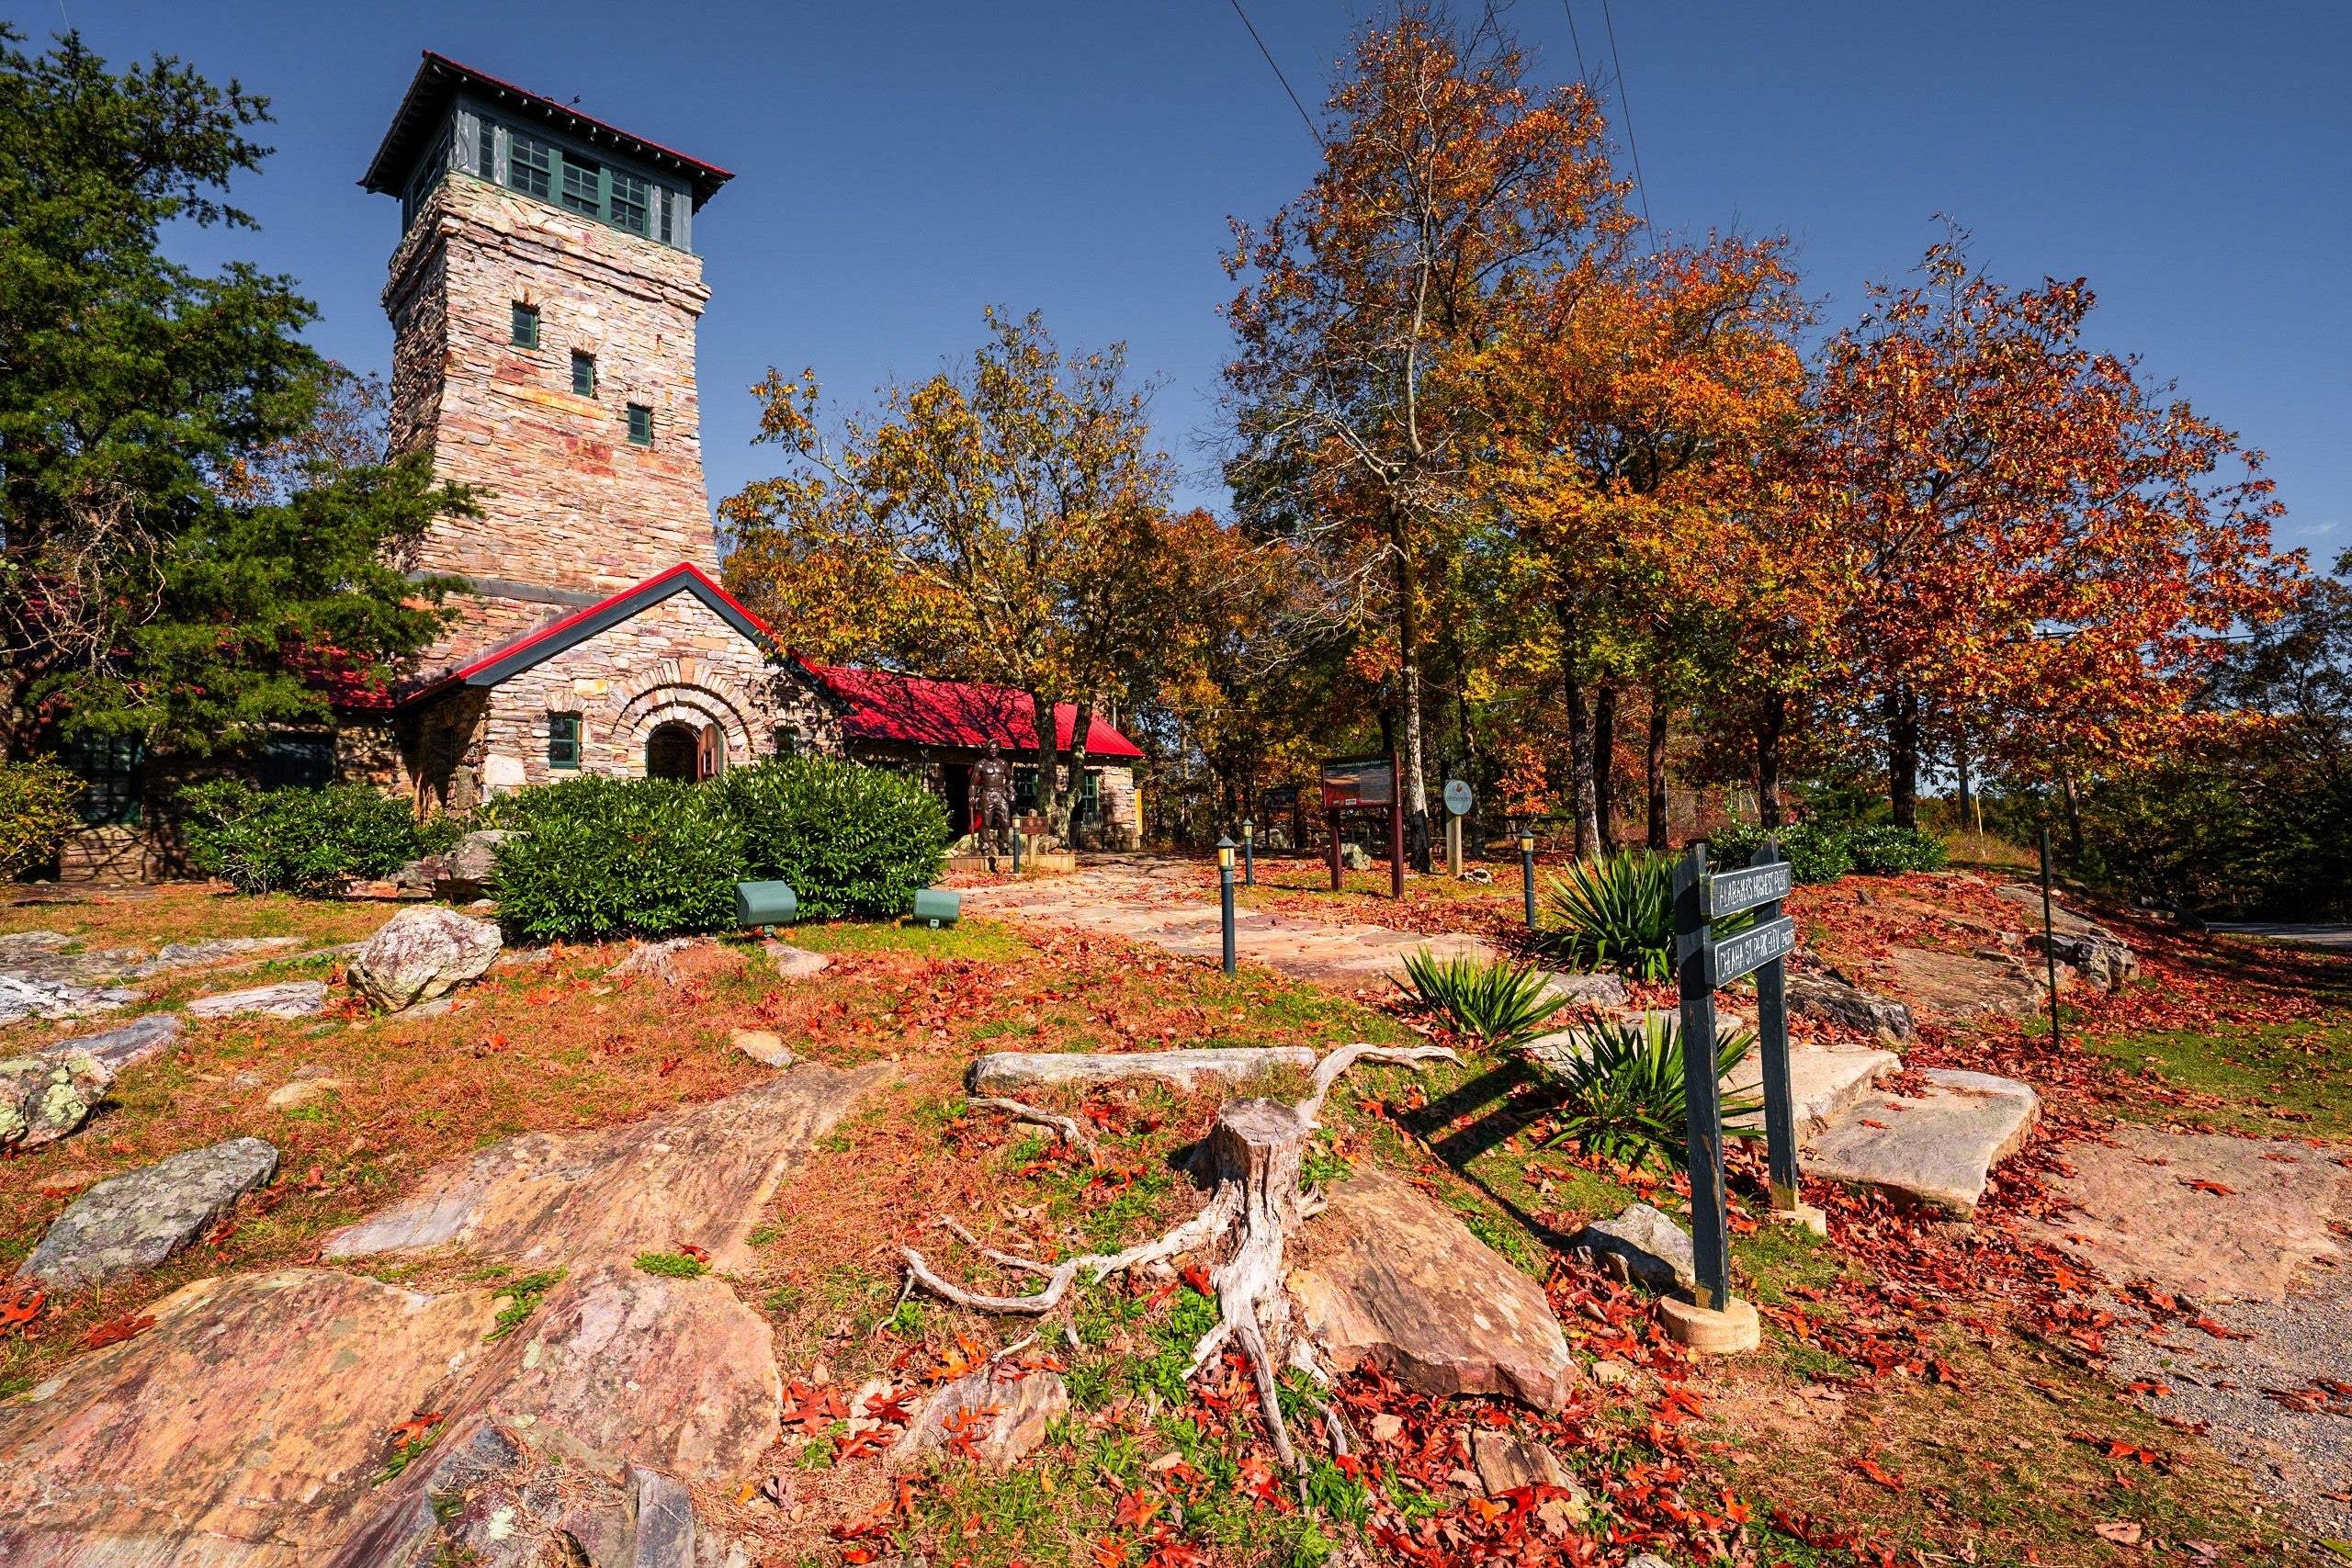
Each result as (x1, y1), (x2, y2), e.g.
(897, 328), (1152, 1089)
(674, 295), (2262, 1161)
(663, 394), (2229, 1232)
(511, 302), (538, 349)
(627, 403), (653, 446)
(509, 132), (553, 199)
(548, 713), (582, 770)
(571, 351), (596, 399)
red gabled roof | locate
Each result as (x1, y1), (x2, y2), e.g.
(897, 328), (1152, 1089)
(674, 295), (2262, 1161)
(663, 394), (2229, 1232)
(805, 664), (1144, 761)
(396, 563), (772, 708)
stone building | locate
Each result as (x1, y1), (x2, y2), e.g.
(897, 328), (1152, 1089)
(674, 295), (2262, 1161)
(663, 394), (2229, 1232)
(42, 52), (1141, 878)
(347, 54), (1143, 840)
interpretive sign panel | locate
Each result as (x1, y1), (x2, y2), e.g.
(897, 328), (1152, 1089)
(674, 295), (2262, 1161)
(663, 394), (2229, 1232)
(1442, 778), (1474, 817)
(1320, 757), (1395, 809)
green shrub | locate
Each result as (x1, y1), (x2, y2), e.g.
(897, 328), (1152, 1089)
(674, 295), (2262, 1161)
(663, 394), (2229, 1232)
(180, 779), (438, 895)
(1534, 1011), (1760, 1173)
(1846, 824), (1948, 876)
(1538, 851), (1678, 979)
(486, 773), (745, 942)
(1707, 821), (1852, 886)
(1397, 950), (1566, 1051)
(722, 756), (948, 920)
(0, 758), (84, 880)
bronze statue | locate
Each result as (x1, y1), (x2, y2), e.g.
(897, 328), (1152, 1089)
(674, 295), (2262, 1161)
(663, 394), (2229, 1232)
(969, 739), (1015, 865)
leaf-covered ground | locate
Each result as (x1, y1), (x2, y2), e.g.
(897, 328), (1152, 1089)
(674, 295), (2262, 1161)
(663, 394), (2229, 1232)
(4, 867), (2341, 1565)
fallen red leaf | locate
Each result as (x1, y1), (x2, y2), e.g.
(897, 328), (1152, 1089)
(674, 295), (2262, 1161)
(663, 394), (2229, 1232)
(2184, 1179), (2235, 1197)
(1853, 1457), (1905, 1492)
(76, 1313), (155, 1351)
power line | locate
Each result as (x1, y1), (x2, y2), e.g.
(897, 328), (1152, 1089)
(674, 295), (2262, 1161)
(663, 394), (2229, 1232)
(1226, 0), (1323, 148)
(1559, 0), (1589, 85)
(1597, 0), (1656, 249)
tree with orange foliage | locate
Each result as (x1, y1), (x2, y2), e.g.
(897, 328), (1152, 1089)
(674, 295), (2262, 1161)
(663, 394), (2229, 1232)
(1222, 4), (1631, 868)
(1468, 235), (1811, 851)
(720, 309), (1180, 838)
(1804, 234), (2302, 828)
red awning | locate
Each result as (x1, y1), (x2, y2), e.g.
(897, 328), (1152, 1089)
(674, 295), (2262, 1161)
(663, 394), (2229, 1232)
(807, 665), (1143, 761)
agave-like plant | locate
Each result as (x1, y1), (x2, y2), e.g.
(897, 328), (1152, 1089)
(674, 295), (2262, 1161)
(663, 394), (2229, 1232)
(1538, 851), (1678, 980)
(1534, 1011), (1761, 1173)
(1397, 949), (1567, 1052)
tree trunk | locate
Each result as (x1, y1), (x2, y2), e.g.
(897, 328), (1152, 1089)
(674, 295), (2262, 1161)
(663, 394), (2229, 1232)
(2060, 762), (2085, 862)
(1029, 691), (1062, 834)
(1955, 730), (1973, 836)
(1593, 684), (1618, 854)
(1056, 701), (1095, 840)
(1557, 604), (1600, 857)
(1393, 511), (1432, 873)
(1645, 682), (1670, 852)
(1887, 685), (1920, 831)
(1756, 694), (1785, 830)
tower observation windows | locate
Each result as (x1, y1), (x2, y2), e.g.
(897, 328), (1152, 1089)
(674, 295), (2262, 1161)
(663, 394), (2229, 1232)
(508, 131), (553, 199)
(560, 154), (602, 217)
(609, 170), (649, 234)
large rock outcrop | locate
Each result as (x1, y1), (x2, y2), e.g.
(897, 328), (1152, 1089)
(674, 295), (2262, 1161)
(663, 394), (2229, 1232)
(346, 906), (503, 1011)
(1288, 1167), (1577, 1412)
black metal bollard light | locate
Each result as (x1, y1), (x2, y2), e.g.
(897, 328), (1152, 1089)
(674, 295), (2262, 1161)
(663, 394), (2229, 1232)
(1241, 818), (1255, 887)
(1217, 836), (1238, 976)
(1520, 829), (1538, 929)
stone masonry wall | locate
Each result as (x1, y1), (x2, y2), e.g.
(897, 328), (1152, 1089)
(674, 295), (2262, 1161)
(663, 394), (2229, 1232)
(384, 174), (717, 671)
(472, 593), (839, 790)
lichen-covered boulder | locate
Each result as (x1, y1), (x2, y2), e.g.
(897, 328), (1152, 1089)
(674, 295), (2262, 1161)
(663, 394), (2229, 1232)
(346, 906), (502, 1010)
(17, 1137), (279, 1289)
(0, 1048), (113, 1152)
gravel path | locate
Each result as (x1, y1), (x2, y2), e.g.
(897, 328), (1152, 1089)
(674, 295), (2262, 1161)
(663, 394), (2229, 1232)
(2101, 1266), (2352, 1539)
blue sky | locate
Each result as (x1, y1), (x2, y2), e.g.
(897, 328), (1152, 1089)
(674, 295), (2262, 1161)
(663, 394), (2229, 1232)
(41, 1), (2352, 559)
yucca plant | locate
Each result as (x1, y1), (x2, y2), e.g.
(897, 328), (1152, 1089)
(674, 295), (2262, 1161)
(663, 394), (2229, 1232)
(1397, 949), (1567, 1052)
(1535, 1011), (1761, 1173)
(1538, 850), (1757, 980)
(1538, 851), (1678, 980)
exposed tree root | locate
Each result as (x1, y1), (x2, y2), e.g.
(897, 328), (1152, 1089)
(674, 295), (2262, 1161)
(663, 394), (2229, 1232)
(905, 1043), (1455, 1470)
(967, 1096), (1100, 1161)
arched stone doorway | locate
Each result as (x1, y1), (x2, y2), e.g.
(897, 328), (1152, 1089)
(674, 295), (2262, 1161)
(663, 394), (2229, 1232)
(645, 721), (701, 781)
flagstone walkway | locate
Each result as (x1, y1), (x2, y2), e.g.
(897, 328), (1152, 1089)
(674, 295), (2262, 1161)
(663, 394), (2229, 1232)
(955, 858), (1493, 989)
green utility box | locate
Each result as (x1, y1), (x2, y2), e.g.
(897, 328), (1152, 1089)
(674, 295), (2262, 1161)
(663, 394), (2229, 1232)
(735, 881), (798, 929)
(910, 887), (961, 929)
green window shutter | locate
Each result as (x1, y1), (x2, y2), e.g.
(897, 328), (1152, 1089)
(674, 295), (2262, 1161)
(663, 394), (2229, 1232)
(571, 352), (596, 399)
(627, 403), (652, 445)
(512, 303), (539, 349)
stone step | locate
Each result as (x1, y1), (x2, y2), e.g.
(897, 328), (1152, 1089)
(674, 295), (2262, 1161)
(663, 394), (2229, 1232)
(1802, 1068), (2041, 1219)
(1724, 1041), (1902, 1136)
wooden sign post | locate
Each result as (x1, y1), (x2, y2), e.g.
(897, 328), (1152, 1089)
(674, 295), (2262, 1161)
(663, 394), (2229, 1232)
(1318, 755), (1407, 899)
(1665, 836), (1803, 1355)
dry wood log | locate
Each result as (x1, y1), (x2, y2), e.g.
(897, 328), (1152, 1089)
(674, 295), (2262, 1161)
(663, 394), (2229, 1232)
(904, 1042), (1454, 1472)
(966, 1096), (1099, 1159)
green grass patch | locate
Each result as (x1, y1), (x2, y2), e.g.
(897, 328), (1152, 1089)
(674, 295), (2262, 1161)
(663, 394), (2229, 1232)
(2088, 1013), (2352, 1136)
(785, 918), (1032, 962)
(632, 1250), (707, 1279)
(483, 1269), (566, 1342)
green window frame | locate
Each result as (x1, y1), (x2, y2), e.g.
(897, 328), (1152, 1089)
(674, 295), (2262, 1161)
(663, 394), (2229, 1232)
(609, 169), (649, 235)
(509, 131), (553, 199)
(63, 736), (142, 827)
(627, 403), (652, 445)
(571, 352), (596, 399)
(560, 153), (602, 217)
(511, 302), (539, 349)
(548, 713), (582, 770)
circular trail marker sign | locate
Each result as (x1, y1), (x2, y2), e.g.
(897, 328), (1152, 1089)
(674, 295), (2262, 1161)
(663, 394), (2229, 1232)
(1442, 779), (1474, 817)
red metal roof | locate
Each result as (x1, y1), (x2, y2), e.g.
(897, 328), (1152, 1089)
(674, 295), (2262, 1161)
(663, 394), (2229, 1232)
(806, 665), (1144, 761)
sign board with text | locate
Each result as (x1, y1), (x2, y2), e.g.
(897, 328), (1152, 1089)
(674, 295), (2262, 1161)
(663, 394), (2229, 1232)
(1320, 757), (1396, 810)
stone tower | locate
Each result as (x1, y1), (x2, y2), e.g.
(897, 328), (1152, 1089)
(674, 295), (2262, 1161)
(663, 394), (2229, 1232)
(362, 53), (734, 667)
